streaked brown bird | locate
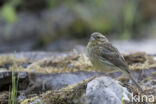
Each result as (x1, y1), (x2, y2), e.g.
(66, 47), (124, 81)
(87, 32), (144, 93)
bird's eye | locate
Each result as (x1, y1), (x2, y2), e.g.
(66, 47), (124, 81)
(96, 36), (100, 39)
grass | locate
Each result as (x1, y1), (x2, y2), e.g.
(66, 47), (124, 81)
(122, 87), (124, 104)
(8, 52), (19, 104)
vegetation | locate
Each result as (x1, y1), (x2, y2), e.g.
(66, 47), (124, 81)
(0, 0), (155, 40)
(8, 53), (19, 104)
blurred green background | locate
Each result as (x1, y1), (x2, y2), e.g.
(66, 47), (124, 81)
(0, 0), (156, 52)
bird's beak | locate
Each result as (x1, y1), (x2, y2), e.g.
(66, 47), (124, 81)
(90, 36), (95, 41)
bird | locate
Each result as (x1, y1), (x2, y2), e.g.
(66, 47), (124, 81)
(87, 32), (144, 94)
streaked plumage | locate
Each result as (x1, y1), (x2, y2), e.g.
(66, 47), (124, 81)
(87, 32), (144, 93)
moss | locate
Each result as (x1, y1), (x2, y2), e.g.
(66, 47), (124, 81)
(124, 52), (155, 65)
(0, 55), (29, 66)
(27, 53), (92, 73)
(27, 52), (156, 73)
(0, 55), (30, 72)
(0, 52), (156, 104)
(123, 52), (156, 70)
(0, 52), (156, 73)
(20, 77), (95, 104)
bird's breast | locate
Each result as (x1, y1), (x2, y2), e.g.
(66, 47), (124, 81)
(87, 44), (118, 72)
(90, 57), (117, 72)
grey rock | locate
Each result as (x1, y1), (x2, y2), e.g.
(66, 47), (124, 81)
(28, 71), (105, 90)
(86, 77), (131, 104)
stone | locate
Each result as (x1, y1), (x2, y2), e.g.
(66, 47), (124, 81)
(86, 76), (131, 104)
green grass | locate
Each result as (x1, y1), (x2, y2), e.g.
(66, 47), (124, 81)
(8, 52), (19, 104)
(122, 87), (124, 104)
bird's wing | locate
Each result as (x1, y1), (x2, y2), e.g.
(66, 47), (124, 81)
(99, 42), (130, 73)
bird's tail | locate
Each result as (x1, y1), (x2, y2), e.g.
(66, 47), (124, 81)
(127, 73), (144, 94)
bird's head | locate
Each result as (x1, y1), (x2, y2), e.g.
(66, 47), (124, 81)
(88, 32), (109, 45)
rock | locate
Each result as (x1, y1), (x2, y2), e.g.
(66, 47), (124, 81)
(0, 70), (28, 91)
(86, 77), (131, 104)
(0, 52), (156, 104)
(22, 71), (105, 94)
(20, 77), (95, 104)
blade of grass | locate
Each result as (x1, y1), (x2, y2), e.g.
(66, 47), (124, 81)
(8, 51), (19, 104)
